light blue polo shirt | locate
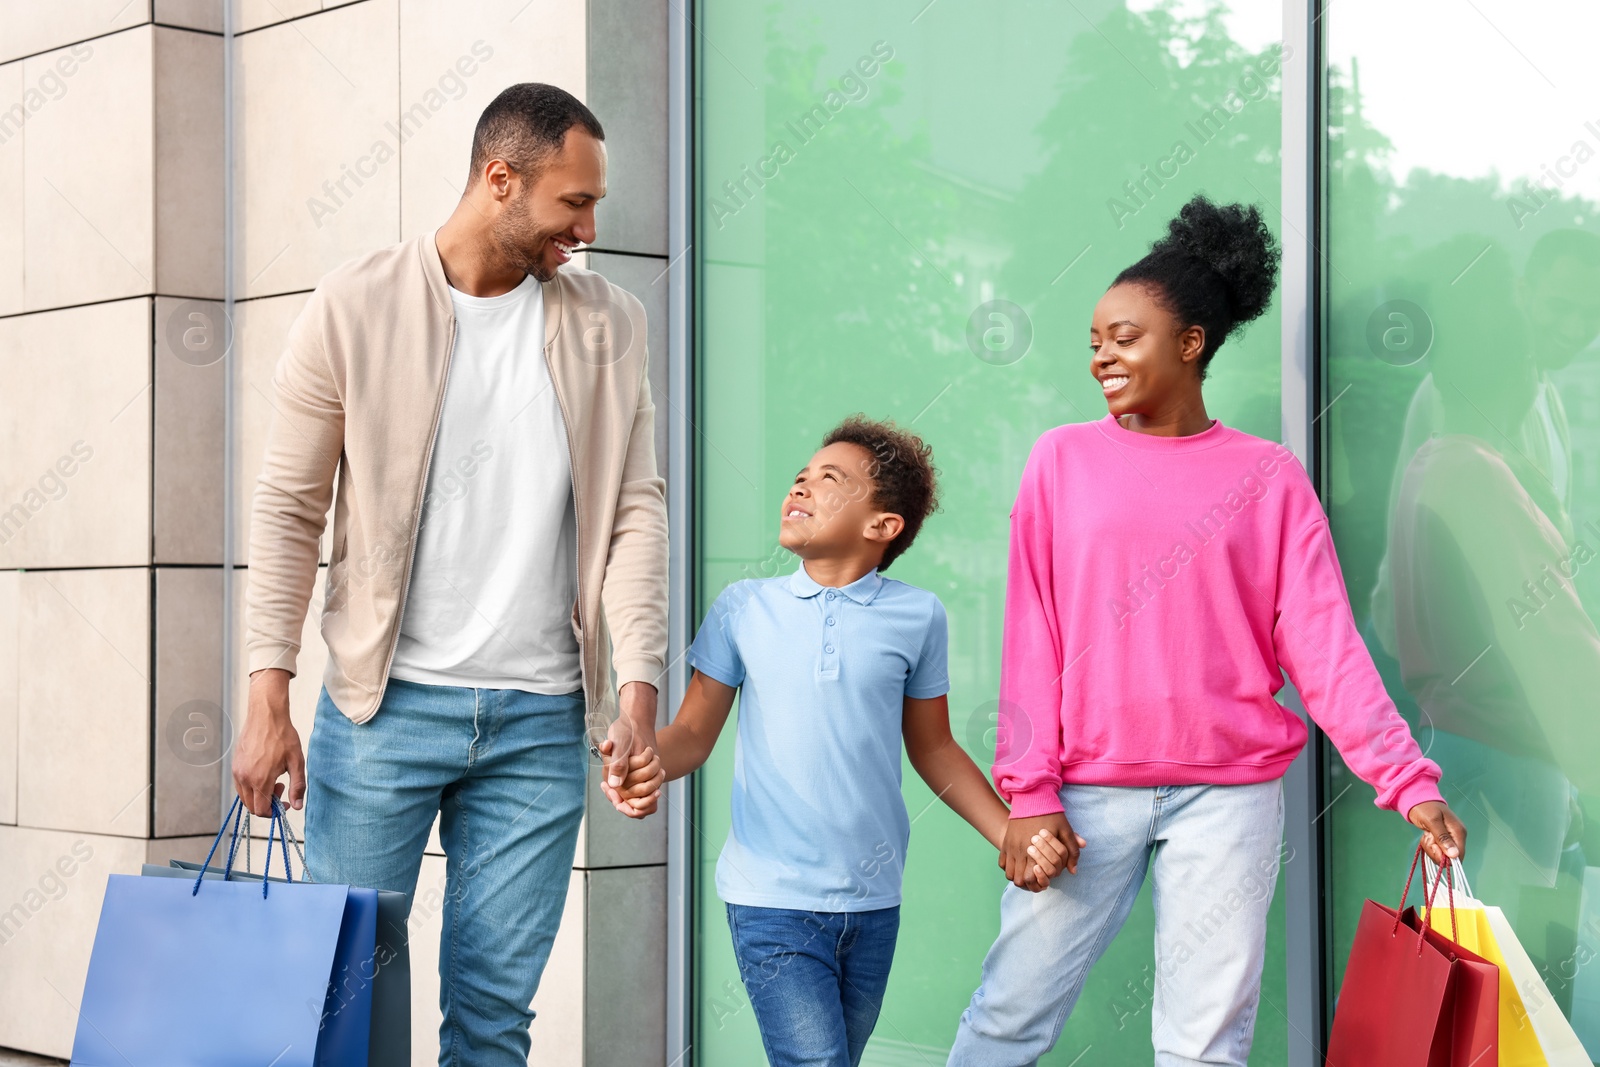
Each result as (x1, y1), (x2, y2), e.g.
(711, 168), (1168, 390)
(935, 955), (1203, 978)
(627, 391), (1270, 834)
(687, 564), (950, 912)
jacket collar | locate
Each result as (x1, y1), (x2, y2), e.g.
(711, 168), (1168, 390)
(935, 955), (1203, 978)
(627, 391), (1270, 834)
(421, 229), (563, 351)
(786, 564), (883, 605)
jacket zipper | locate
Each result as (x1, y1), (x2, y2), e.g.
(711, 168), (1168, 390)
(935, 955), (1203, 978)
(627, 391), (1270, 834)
(377, 316), (459, 698)
(545, 336), (594, 751)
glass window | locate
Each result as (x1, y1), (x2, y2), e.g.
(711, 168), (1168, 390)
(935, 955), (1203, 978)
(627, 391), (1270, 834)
(696, 2), (1287, 1060)
(1324, 0), (1600, 1050)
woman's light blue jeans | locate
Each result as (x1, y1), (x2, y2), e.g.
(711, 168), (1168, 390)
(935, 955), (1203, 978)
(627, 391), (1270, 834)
(949, 780), (1285, 1067)
(304, 678), (588, 1067)
(726, 902), (901, 1067)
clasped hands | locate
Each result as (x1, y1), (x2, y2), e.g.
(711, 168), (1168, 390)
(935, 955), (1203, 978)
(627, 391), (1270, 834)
(603, 739), (1088, 894)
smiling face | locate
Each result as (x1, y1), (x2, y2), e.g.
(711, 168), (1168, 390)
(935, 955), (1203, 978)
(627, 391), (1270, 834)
(1090, 282), (1206, 419)
(777, 441), (902, 563)
(487, 125), (606, 282)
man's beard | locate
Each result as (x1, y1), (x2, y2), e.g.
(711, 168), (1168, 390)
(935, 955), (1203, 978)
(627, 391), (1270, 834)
(492, 195), (558, 282)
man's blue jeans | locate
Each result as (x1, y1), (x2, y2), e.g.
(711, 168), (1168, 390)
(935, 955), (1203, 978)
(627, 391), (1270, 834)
(304, 678), (587, 1067)
(726, 902), (901, 1067)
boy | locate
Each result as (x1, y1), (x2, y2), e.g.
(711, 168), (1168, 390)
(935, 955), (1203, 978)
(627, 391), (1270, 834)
(611, 416), (1072, 1067)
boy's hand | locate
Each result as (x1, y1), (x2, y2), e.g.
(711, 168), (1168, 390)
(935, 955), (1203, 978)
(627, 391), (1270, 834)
(1018, 828), (1070, 891)
(1002, 813), (1086, 890)
(600, 746), (665, 818)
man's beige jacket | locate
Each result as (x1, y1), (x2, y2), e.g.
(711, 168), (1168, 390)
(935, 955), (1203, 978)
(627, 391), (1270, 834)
(246, 231), (667, 728)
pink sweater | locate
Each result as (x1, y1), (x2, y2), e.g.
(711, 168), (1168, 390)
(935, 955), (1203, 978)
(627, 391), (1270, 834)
(998, 415), (1444, 820)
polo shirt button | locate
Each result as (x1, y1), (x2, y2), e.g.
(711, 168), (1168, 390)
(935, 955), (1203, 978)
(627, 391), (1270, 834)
(824, 645), (834, 654)
(826, 617), (836, 626)
(826, 591), (836, 600)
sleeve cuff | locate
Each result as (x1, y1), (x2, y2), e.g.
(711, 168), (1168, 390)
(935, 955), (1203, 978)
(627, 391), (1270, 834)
(246, 641), (300, 678)
(612, 655), (666, 692)
(684, 651), (741, 690)
(1006, 782), (1065, 819)
(1393, 775), (1446, 820)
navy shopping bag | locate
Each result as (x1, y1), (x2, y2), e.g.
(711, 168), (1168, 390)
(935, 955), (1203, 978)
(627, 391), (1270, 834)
(71, 798), (377, 1067)
(143, 812), (411, 1067)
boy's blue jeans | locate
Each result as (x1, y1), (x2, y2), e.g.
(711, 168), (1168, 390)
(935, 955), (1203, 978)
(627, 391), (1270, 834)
(949, 780), (1285, 1067)
(303, 678), (588, 1067)
(726, 902), (902, 1067)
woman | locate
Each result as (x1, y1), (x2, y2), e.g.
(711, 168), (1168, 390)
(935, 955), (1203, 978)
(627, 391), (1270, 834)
(947, 196), (1466, 1066)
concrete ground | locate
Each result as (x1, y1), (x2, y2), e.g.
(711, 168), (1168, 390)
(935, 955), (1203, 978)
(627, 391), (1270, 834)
(0, 1050), (65, 1065)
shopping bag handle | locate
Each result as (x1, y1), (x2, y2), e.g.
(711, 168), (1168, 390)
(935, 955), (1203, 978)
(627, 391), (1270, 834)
(192, 797), (292, 898)
(1392, 842), (1458, 953)
(261, 798), (291, 891)
(1419, 847), (1458, 950)
(1422, 854), (1473, 900)
(242, 802), (314, 883)
(193, 796), (242, 895)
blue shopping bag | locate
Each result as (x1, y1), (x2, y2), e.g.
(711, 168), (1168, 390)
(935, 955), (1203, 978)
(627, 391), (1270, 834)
(71, 798), (377, 1067)
(142, 810), (410, 1067)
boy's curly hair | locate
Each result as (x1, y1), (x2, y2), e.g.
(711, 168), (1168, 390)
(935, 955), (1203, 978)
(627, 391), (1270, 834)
(821, 415), (940, 571)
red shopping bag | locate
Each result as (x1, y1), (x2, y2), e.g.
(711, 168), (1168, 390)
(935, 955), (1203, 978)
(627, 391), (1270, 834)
(1326, 844), (1499, 1067)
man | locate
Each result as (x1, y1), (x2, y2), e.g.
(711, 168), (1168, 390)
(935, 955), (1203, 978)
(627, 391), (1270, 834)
(1370, 228), (1600, 657)
(233, 83), (666, 1064)
(1381, 233), (1600, 927)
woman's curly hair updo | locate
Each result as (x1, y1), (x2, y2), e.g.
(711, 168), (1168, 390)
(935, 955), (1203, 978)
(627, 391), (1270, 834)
(1112, 195), (1282, 379)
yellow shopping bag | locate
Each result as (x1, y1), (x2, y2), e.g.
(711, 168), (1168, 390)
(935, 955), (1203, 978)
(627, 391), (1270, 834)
(1425, 891), (1542, 1064)
(1425, 857), (1591, 1067)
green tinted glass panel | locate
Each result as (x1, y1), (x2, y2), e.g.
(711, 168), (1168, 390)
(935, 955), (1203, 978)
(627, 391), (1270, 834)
(1324, 1), (1600, 1050)
(696, 2), (1287, 1061)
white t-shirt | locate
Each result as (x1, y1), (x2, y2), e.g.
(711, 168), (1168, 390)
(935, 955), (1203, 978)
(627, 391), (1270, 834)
(389, 275), (582, 694)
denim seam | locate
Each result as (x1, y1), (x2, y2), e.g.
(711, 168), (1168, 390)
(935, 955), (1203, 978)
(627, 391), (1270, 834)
(727, 905), (744, 985)
(1147, 788), (1170, 1036)
(444, 791), (471, 1066)
(1046, 848), (1147, 1049)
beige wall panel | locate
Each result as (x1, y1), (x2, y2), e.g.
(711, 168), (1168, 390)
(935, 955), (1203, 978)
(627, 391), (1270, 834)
(145, 834), (219, 867)
(0, 60), (22, 316)
(0, 826), (147, 1059)
(230, 0), (321, 35)
(154, 296), (226, 564)
(0, 298), (151, 569)
(153, 26), (225, 299)
(154, 567), (225, 837)
(17, 569), (151, 838)
(234, 0), (400, 298)
(584, 865), (667, 1065)
(22, 28), (153, 311)
(0, 1), (147, 65)
(155, 0), (226, 34)
(0, 570), (16, 825)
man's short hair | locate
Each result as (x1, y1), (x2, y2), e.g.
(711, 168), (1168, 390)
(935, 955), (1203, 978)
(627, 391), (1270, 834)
(1526, 228), (1600, 282)
(468, 83), (604, 186)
